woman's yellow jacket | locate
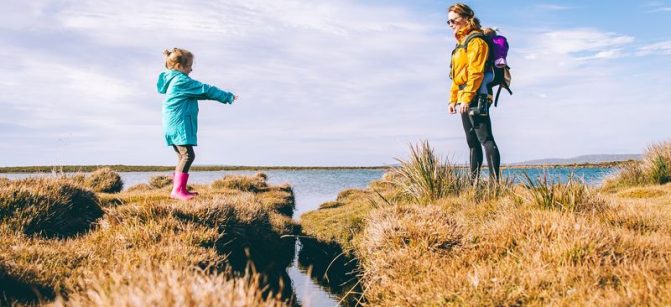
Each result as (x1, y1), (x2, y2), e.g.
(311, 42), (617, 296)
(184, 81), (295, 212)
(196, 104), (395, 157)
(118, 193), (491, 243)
(450, 27), (489, 106)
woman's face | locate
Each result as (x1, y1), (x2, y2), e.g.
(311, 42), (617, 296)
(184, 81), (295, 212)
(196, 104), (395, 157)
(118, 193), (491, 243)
(447, 11), (466, 33)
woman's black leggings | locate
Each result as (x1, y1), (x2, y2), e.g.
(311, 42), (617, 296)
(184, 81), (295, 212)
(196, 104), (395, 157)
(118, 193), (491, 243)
(460, 111), (501, 181)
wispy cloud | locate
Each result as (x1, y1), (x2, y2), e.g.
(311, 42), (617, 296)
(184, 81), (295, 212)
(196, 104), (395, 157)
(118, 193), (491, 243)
(511, 28), (635, 89)
(642, 1), (671, 12)
(535, 4), (577, 11)
(532, 29), (634, 55)
(649, 6), (671, 12)
(636, 40), (671, 55)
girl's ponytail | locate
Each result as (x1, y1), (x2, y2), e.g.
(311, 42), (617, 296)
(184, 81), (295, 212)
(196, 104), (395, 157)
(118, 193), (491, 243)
(163, 48), (193, 70)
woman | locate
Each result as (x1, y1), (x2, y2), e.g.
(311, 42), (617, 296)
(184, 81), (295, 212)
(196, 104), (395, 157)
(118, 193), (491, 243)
(447, 3), (501, 182)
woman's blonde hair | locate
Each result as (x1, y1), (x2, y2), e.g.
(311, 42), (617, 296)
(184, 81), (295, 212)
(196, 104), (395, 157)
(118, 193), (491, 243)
(163, 48), (193, 70)
(448, 3), (481, 30)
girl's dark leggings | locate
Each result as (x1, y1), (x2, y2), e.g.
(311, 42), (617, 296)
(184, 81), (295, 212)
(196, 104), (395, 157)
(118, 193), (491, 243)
(460, 110), (501, 181)
(173, 145), (195, 173)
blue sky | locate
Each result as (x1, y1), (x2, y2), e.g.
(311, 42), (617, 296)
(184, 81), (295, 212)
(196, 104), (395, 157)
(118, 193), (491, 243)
(1, 1), (670, 166)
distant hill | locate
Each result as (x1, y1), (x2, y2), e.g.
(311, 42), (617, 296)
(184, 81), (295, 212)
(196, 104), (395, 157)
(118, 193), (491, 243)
(513, 154), (641, 166)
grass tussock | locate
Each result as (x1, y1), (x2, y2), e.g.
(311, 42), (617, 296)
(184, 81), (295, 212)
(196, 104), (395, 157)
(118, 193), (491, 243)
(0, 177), (103, 238)
(604, 140), (671, 189)
(212, 173), (268, 192)
(522, 173), (605, 213)
(360, 205), (462, 260)
(149, 175), (173, 189)
(301, 186), (379, 255)
(0, 174), (297, 305)
(84, 167), (123, 193)
(462, 176), (515, 204)
(256, 184), (295, 217)
(389, 141), (468, 204)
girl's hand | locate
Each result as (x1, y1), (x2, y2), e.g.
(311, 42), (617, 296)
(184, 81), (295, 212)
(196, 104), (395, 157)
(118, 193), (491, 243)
(233, 95), (238, 101)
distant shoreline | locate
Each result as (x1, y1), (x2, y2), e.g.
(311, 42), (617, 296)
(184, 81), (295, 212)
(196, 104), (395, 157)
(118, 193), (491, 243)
(0, 161), (632, 173)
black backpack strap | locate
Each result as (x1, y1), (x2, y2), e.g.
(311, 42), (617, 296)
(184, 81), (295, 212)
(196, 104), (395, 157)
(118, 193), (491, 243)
(494, 86), (503, 107)
(460, 32), (486, 50)
(493, 84), (513, 107)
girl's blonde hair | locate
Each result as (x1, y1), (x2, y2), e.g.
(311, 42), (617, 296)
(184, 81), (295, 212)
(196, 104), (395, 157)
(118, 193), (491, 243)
(448, 3), (481, 30)
(163, 48), (193, 70)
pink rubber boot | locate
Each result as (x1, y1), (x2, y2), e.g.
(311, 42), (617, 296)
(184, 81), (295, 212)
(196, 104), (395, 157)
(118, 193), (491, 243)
(171, 172), (194, 200)
(172, 172), (198, 196)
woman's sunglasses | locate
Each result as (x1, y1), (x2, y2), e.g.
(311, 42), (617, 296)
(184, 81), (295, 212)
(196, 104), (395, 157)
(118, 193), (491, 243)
(446, 17), (461, 25)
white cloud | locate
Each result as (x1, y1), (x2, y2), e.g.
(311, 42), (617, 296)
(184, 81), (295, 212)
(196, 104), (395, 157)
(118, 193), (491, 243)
(1, 1), (670, 166)
(509, 28), (634, 88)
(531, 29), (633, 55)
(1, 0), (457, 166)
(0, 47), (143, 127)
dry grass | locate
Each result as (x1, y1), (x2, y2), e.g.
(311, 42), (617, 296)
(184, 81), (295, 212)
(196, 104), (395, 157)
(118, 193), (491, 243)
(149, 175), (173, 189)
(51, 263), (287, 307)
(84, 167), (123, 193)
(604, 140), (671, 189)
(0, 177), (103, 238)
(124, 183), (154, 193)
(301, 187), (378, 255)
(351, 188), (671, 306)
(614, 184), (670, 199)
(212, 173), (268, 192)
(300, 144), (671, 306)
(390, 141), (469, 204)
(522, 172), (605, 213)
(0, 174), (297, 306)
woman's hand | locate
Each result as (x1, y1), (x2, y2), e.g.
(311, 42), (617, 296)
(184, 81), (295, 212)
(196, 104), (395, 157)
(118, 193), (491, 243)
(449, 104), (457, 114)
(233, 95), (238, 101)
(460, 103), (470, 114)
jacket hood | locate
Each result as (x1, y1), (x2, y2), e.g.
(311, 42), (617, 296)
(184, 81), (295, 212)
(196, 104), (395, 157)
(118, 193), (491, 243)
(157, 70), (184, 94)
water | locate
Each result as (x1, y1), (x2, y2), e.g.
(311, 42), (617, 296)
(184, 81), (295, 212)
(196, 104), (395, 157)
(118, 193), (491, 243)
(501, 167), (614, 185)
(2, 167), (615, 306)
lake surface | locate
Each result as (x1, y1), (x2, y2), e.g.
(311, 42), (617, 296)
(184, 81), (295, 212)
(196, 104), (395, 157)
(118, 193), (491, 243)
(3, 167), (617, 306)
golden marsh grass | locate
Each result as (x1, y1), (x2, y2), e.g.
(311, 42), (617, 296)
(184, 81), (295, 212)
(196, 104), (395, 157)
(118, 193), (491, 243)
(300, 141), (671, 306)
(0, 169), (297, 306)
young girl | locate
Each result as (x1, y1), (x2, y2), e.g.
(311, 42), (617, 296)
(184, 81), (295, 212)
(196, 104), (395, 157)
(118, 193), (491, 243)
(157, 48), (237, 200)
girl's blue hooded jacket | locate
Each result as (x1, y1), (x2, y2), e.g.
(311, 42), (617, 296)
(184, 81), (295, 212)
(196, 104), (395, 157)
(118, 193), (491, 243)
(157, 70), (234, 146)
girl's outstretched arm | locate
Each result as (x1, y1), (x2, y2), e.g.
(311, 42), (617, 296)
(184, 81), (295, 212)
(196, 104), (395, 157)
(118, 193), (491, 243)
(174, 75), (235, 104)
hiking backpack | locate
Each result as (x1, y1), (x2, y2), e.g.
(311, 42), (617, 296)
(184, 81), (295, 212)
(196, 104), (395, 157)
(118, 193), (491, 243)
(451, 31), (513, 106)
